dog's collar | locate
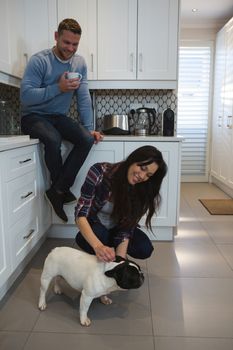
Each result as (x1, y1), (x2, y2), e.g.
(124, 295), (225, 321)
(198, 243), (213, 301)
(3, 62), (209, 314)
(114, 256), (142, 272)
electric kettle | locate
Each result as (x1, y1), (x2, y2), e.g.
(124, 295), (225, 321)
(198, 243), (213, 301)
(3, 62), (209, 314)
(131, 107), (156, 135)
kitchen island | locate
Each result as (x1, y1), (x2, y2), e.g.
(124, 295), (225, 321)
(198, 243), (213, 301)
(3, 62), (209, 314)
(49, 135), (183, 241)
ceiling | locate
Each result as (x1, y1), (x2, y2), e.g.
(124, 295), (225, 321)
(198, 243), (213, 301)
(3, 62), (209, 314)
(181, 0), (233, 29)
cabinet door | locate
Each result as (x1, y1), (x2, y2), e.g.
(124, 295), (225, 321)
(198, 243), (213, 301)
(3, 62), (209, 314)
(6, 171), (38, 228)
(211, 18), (233, 190)
(211, 27), (226, 179)
(97, 0), (137, 79)
(223, 18), (233, 188)
(0, 0), (56, 78)
(24, 0), (56, 60)
(36, 145), (52, 237)
(57, 0), (97, 80)
(0, 0), (11, 74)
(52, 141), (124, 223)
(137, 0), (179, 80)
(124, 142), (180, 227)
(0, 184), (11, 290)
(0, 0), (25, 78)
(10, 214), (39, 270)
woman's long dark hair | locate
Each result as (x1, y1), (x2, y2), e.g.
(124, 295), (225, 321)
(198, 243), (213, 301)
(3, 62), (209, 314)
(109, 146), (167, 231)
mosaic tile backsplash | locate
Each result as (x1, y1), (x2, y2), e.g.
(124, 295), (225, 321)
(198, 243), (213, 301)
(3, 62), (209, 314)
(0, 83), (21, 134)
(0, 82), (177, 135)
(94, 89), (177, 135)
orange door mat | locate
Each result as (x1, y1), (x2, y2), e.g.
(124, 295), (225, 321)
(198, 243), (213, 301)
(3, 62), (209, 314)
(199, 199), (233, 215)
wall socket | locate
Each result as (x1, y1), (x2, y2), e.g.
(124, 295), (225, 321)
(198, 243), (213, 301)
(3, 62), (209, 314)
(130, 103), (157, 111)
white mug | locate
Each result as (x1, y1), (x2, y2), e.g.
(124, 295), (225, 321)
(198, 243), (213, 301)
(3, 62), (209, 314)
(67, 72), (82, 80)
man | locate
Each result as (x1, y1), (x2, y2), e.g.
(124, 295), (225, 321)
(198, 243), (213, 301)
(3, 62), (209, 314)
(20, 18), (103, 223)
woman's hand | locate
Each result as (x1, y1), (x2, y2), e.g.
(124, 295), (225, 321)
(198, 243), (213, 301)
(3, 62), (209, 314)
(94, 244), (115, 262)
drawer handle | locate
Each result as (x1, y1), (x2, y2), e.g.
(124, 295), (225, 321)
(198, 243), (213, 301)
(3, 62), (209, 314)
(21, 191), (33, 199)
(23, 229), (35, 239)
(227, 115), (232, 129)
(19, 158), (32, 164)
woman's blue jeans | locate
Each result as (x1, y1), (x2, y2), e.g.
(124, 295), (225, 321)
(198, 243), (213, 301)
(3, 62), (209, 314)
(21, 114), (94, 192)
(76, 220), (154, 260)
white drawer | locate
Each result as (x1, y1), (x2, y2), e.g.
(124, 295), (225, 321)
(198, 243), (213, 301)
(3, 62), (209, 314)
(4, 146), (36, 181)
(6, 171), (38, 227)
(10, 214), (39, 270)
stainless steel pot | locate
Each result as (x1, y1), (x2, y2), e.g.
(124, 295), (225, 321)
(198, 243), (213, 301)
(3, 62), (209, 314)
(102, 114), (129, 135)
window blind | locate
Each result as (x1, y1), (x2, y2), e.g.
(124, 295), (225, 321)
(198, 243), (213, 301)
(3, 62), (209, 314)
(177, 43), (213, 182)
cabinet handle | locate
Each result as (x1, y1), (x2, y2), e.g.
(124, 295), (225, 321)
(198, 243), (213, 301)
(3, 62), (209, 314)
(139, 53), (143, 72)
(24, 53), (28, 64)
(130, 53), (134, 72)
(19, 158), (32, 164)
(218, 116), (222, 127)
(227, 116), (232, 129)
(91, 54), (94, 72)
(21, 191), (33, 199)
(23, 229), (34, 239)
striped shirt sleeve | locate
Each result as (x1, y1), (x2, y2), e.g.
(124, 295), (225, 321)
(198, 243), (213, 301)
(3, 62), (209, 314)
(74, 163), (103, 218)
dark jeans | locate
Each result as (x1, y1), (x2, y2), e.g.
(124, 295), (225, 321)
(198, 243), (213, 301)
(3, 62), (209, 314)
(21, 114), (94, 192)
(76, 220), (154, 260)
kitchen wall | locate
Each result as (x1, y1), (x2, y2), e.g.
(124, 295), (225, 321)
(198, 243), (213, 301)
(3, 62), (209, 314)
(180, 28), (217, 41)
(0, 82), (177, 135)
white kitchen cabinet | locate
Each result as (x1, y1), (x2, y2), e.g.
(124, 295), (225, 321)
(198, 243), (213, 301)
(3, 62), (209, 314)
(224, 18), (233, 188)
(0, 0), (56, 79)
(0, 143), (51, 300)
(57, 0), (97, 80)
(97, 0), (179, 83)
(211, 17), (233, 191)
(0, 181), (11, 291)
(137, 0), (179, 80)
(36, 144), (52, 236)
(23, 0), (56, 61)
(3, 146), (39, 269)
(97, 0), (137, 80)
(52, 138), (182, 241)
(0, 0), (25, 78)
(211, 27), (225, 179)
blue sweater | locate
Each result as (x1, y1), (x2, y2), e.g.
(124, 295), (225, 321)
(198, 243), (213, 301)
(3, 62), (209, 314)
(20, 49), (93, 130)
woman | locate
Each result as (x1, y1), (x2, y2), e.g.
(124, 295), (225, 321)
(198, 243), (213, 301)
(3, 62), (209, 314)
(75, 145), (167, 262)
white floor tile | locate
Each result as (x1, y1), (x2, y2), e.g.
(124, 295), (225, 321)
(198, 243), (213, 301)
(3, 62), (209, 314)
(150, 276), (233, 338)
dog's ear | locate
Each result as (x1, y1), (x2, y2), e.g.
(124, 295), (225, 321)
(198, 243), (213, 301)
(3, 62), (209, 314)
(105, 262), (144, 289)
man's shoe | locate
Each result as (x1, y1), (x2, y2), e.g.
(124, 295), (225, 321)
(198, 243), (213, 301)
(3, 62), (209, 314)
(63, 190), (77, 205)
(45, 188), (68, 222)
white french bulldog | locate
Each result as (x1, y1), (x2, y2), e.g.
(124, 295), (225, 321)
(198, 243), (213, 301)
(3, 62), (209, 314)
(38, 246), (144, 326)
